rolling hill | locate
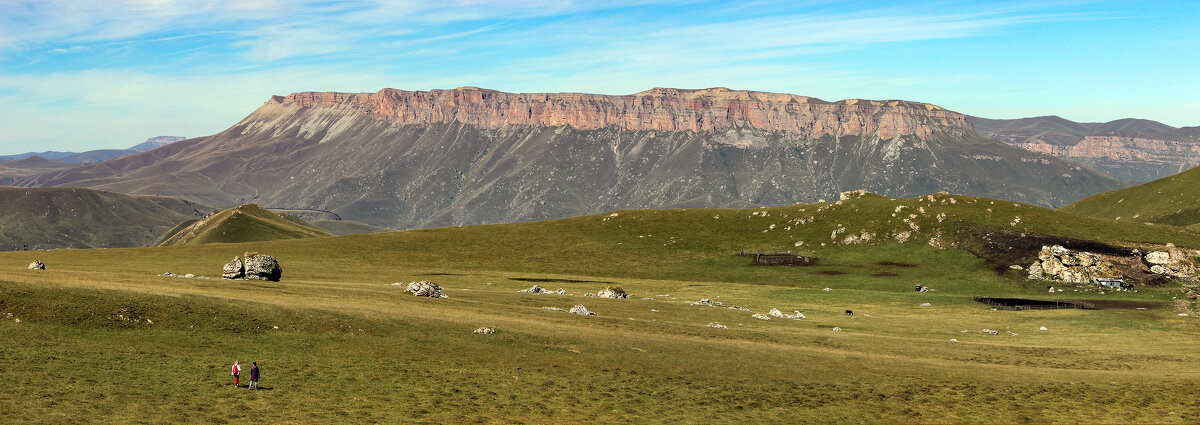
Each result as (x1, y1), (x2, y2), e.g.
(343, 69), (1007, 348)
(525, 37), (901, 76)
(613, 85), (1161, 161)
(154, 203), (332, 246)
(17, 87), (1121, 230)
(1061, 165), (1200, 229)
(970, 115), (1200, 183)
(0, 186), (208, 250)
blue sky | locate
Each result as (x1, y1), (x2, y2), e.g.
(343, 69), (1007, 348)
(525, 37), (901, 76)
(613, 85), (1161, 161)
(1, 0), (1198, 154)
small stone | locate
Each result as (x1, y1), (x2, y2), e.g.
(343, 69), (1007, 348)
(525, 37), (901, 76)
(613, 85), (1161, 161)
(1178, 313), (1190, 317)
(474, 327), (496, 334)
(27, 260), (45, 270)
(949, 338), (958, 343)
(767, 308), (785, 318)
(831, 327), (842, 332)
(752, 313), (771, 321)
(1038, 326), (1048, 331)
(706, 322), (727, 329)
(920, 303), (932, 307)
(569, 305), (596, 316)
(823, 288), (832, 292)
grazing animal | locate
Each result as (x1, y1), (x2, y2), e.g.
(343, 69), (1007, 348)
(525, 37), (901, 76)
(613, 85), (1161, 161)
(844, 309), (854, 316)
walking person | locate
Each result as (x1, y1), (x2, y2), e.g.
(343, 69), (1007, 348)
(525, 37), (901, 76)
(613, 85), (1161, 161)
(231, 361), (241, 387)
(249, 362), (260, 390)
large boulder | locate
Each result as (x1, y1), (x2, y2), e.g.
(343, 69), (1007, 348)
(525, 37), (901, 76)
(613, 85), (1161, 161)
(243, 254), (282, 281)
(596, 286), (630, 299)
(405, 281), (446, 298)
(222, 257), (244, 279)
(27, 260), (45, 270)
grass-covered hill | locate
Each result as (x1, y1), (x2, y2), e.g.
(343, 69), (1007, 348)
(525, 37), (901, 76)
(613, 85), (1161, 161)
(1061, 165), (1200, 229)
(4, 192), (1200, 422)
(154, 203), (332, 246)
(0, 186), (207, 250)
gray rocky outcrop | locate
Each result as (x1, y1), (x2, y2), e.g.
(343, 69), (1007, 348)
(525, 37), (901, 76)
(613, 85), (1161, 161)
(404, 281), (446, 298)
(27, 260), (45, 270)
(1026, 245), (1121, 285)
(1144, 244), (1197, 280)
(222, 257), (244, 279)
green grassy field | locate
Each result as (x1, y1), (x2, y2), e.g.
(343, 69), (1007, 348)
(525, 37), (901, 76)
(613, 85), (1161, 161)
(155, 203), (332, 247)
(4, 193), (1200, 423)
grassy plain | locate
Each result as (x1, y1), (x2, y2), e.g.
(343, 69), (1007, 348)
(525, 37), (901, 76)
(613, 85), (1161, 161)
(3, 193), (1200, 423)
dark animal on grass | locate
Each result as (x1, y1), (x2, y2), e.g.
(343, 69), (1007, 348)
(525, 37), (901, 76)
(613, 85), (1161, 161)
(844, 309), (854, 316)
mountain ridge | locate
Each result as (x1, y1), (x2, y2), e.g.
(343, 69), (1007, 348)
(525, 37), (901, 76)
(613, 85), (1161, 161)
(17, 87), (1121, 229)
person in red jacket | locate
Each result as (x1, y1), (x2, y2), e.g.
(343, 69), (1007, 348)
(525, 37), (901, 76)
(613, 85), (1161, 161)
(231, 361), (241, 387)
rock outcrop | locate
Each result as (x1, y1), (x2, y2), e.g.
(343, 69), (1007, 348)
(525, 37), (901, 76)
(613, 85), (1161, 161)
(27, 260), (45, 270)
(1145, 244), (1198, 280)
(1026, 245), (1122, 285)
(404, 281), (446, 298)
(222, 257), (244, 279)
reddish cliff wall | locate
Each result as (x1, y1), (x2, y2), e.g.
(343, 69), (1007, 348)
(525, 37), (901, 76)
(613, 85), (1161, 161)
(269, 87), (972, 140)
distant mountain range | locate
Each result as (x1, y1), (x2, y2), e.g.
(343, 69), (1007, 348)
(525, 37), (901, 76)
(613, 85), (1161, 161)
(0, 136), (186, 163)
(968, 116), (1200, 183)
(14, 87), (1121, 229)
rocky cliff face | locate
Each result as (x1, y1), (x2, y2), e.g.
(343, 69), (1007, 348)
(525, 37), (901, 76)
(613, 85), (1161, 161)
(271, 87), (972, 140)
(970, 116), (1200, 183)
(20, 87), (1121, 229)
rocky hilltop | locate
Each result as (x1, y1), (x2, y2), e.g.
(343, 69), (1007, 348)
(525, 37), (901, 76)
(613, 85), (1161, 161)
(271, 87), (971, 140)
(970, 115), (1200, 183)
(19, 87), (1120, 229)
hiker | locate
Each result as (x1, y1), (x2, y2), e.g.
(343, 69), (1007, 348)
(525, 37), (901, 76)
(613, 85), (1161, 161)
(249, 362), (260, 390)
(231, 361), (241, 387)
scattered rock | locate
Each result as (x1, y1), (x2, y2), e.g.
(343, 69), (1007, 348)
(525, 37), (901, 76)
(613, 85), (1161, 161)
(983, 329), (999, 335)
(569, 305), (596, 316)
(1039, 326), (1048, 331)
(751, 313), (771, 321)
(823, 288), (832, 292)
(222, 257), (244, 279)
(243, 253), (282, 281)
(707, 322), (727, 329)
(404, 281), (447, 298)
(27, 260), (45, 270)
(1009, 264), (1024, 270)
(949, 338), (958, 343)
(474, 327), (496, 334)
(919, 303), (932, 307)
(767, 308), (785, 318)
(1178, 313), (1190, 317)
(584, 293), (596, 297)
(597, 286), (630, 299)
(693, 298), (724, 307)
(518, 285), (548, 294)
(14, 318), (22, 323)
(832, 327), (842, 332)
(542, 307), (566, 312)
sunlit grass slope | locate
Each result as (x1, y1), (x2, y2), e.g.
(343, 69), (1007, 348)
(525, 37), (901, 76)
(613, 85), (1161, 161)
(1062, 165), (1200, 228)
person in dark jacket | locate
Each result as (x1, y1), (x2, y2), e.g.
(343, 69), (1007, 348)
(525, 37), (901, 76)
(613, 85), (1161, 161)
(249, 362), (260, 390)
